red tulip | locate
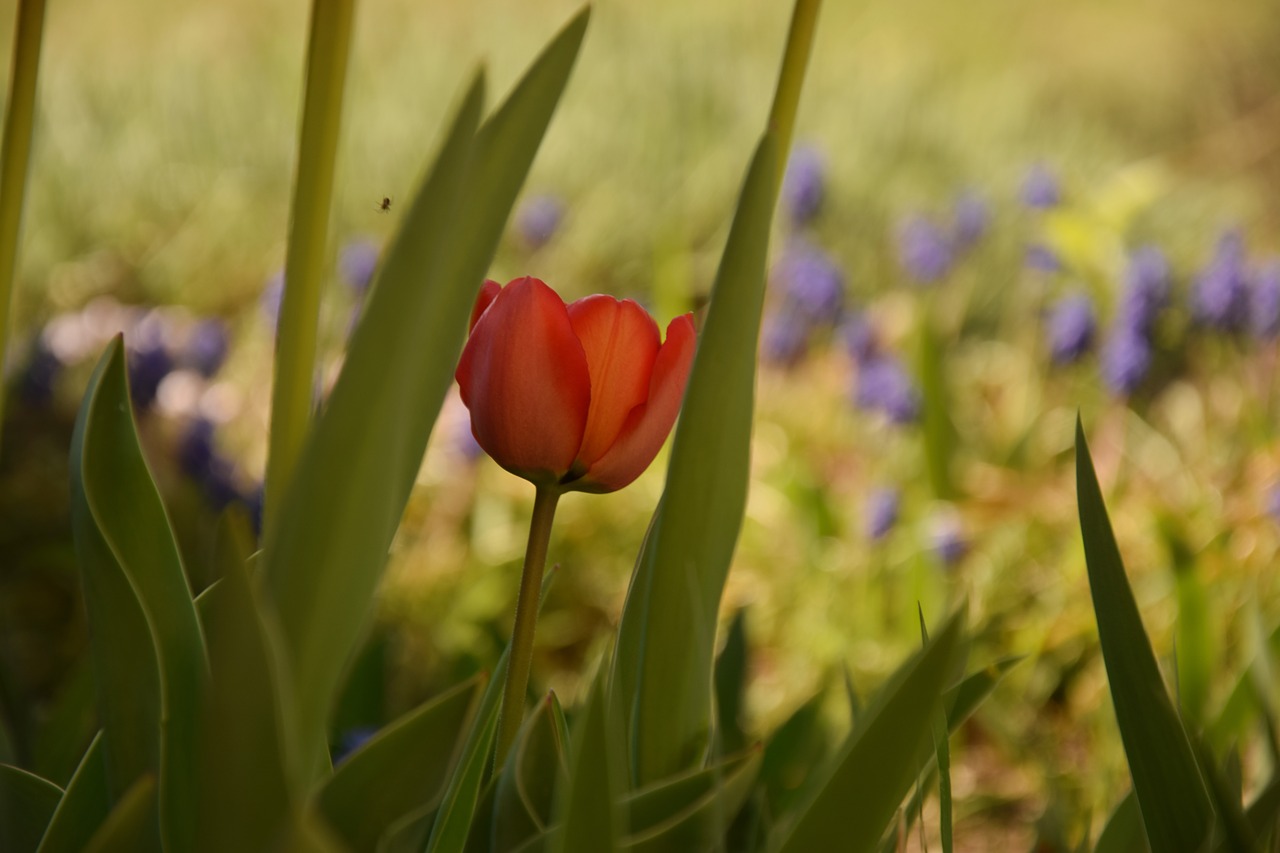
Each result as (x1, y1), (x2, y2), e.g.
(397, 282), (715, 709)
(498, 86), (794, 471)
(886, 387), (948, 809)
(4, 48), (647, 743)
(456, 276), (696, 493)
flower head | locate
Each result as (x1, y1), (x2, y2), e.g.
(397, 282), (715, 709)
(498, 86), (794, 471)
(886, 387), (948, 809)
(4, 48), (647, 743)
(952, 190), (990, 249)
(865, 488), (901, 542)
(184, 318), (230, 378)
(340, 239), (380, 295)
(1101, 325), (1152, 396)
(1251, 260), (1280, 340)
(772, 242), (845, 325)
(854, 355), (921, 425)
(1120, 246), (1171, 334)
(929, 511), (967, 567)
(456, 277), (696, 493)
(1047, 293), (1096, 365)
(515, 195), (565, 250)
(896, 215), (954, 285)
(782, 145), (826, 226)
(1025, 243), (1063, 273)
(761, 307), (811, 368)
(1020, 163), (1062, 209)
(1192, 230), (1250, 332)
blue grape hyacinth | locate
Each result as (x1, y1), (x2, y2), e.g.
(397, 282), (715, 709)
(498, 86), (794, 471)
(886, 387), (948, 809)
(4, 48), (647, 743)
(1025, 243), (1063, 274)
(1047, 293), (1096, 365)
(929, 511), (967, 567)
(896, 215), (954, 285)
(1101, 325), (1152, 396)
(1250, 260), (1280, 340)
(772, 242), (845, 325)
(855, 356), (921, 425)
(515, 194), (565, 250)
(184, 318), (230, 378)
(840, 312), (878, 364)
(761, 308), (811, 368)
(339, 239), (380, 294)
(952, 190), (990, 249)
(865, 487), (901, 542)
(782, 145), (826, 226)
(1192, 230), (1250, 332)
(1020, 163), (1062, 209)
(1120, 246), (1171, 334)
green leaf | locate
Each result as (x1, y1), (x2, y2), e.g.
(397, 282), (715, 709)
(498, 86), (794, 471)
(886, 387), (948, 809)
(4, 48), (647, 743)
(612, 133), (779, 786)
(621, 746), (762, 852)
(83, 774), (156, 853)
(759, 687), (832, 819)
(70, 337), (207, 852)
(1075, 418), (1213, 852)
(29, 661), (96, 787)
(773, 608), (964, 853)
(493, 692), (569, 853)
(36, 732), (109, 853)
(263, 7), (589, 780)
(918, 303), (956, 500)
(1095, 791), (1148, 853)
(713, 610), (749, 756)
(1164, 516), (1211, 728)
(944, 656), (1023, 730)
(919, 611), (953, 853)
(0, 763), (62, 853)
(193, 508), (296, 853)
(551, 676), (622, 853)
(1191, 735), (1256, 853)
(317, 676), (484, 852)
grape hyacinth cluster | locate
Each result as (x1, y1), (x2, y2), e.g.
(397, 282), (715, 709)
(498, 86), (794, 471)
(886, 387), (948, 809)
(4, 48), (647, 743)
(1192, 230), (1250, 333)
(1020, 162), (1062, 209)
(762, 240), (846, 368)
(1100, 246), (1172, 396)
(782, 145), (826, 226)
(865, 487), (901, 542)
(514, 193), (565, 250)
(896, 215), (955, 285)
(1046, 293), (1096, 365)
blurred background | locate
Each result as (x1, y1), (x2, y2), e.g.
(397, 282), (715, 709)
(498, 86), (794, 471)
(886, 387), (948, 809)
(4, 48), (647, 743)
(4, 0), (1280, 847)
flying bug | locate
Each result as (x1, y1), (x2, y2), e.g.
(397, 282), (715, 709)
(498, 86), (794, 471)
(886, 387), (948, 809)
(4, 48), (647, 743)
(376, 196), (392, 212)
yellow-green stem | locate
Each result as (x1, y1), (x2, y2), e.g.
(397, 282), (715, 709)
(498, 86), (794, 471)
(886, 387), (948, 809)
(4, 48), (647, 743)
(764, 0), (821, 198)
(494, 486), (561, 770)
(0, 0), (47, 455)
(265, 0), (356, 535)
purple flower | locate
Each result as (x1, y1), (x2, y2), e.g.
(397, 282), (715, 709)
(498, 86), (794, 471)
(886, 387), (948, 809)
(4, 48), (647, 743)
(1268, 484), (1280, 525)
(840, 312), (878, 363)
(1119, 246), (1171, 334)
(761, 308), (811, 367)
(184, 319), (229, 378)
(952, 190), (990, 249)
(896, 215), (954, 285)
(127, 340), (174, 409)
(339, 239), (380, 294)
(260, 271), (284, 326)
(772, 242), (845, 324)
(1192, 230), (1250, 332)
(515, 194), (565, 250)
(1047, 293), (1096, 365)
(1020, 163), (1062, 209)
(865, 488), (901, 541)
(178, 419), (242, 510)
(1101, 325), (1152, 396)
(20, 333), (62, 406)
(333, 726), (378, 765)
(855, 356), (921, 425)
(453, 417), (485, 463)
(1250, 260), (1280, 340)
(1025, 243), (1063, 273)
(782, 145), (826, 226)
(929, 512), (967, 567)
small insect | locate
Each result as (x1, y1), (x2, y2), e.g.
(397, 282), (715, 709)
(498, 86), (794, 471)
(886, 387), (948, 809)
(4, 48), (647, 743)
(376, 196), (392, 212)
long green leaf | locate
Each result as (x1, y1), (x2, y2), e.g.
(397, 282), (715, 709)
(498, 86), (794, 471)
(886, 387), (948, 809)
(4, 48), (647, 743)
(70, 337), (207, 852)
(1095, 791), (1148, 853)
(774, 609), (964, 853)
(83, 774), (156, 853)
(0, 0), (48, 444)
(493, 692), (568, 853)
(36, 732), (109, 853)
(713, 610), (749, 757)
(0, 763), (61, 853)
(551, 676), (622, 853)
(621, 746), (761, 852)
(263, 8), (589, 779)
(612, 133), (778, 785)
(318, 676), (484, 852)
(194, 509), (295, 853)
(1075, 418), (1213, 852)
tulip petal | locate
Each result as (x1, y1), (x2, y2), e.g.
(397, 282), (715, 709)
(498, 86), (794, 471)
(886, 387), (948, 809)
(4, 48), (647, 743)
(469, 279), (503, 332)
(574, 313), (696, 492)
(456, 277), (591, 482)
(567, 296), (661, 468)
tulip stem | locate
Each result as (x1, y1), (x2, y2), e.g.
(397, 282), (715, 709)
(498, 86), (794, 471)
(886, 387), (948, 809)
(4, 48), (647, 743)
(494, 485), (561, 770)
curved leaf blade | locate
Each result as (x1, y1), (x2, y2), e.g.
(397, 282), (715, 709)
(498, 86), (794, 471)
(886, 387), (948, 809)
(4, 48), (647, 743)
(83, 774), (156, 853)
(0, 763), (62, 853)
(621, 746), (761, 852)
(36, 732), (109, 853)
(551, 676), (622, 853)
(1075, 418), (1213, 852)
(493, 692), (568, 853)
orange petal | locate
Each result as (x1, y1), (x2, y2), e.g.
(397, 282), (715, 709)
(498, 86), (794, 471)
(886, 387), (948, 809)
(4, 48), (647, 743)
(573, 313), (696, 492)
(567, 296), (661, 467)
(455, 277), (591, 482)
(468, 279), (503, 332)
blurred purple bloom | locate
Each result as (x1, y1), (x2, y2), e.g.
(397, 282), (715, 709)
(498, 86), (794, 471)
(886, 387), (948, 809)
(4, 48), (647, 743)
(1101, 326), (1152, 396)
(1192, 230), (1250, 332)
(184, 319), (229, 378)
(1020, 163), (1062, 209)
(1047, 293), (1096, 365)
(855, 356), (921, 425)
(930, 512), (967, 567)
(772, 242), (845, 324)
(20, 334), (62, 406)
(334, 726), (378, 765)
(1250, 260), (1280, 340)
(782, 145), (826, 226)
(260, 271), (284, 326)
(178, 418), (242, 511)
(127, 341), (174, 409)
(515, 194), (565, 250)
(952, 190), (990, 249)
(1119, 246), (1171, 334)
(1268, 484), (1280, 525)
(1025, 243), (1062, 273)
(897, 215), (955, 285)
(453, 417), (485, 463)
(840, 312), (878, 363)
(339, 239), (380, 294)
(761, 309), (811, 367)
(246, 483), (264, 537)
(865, 488), (901, 542)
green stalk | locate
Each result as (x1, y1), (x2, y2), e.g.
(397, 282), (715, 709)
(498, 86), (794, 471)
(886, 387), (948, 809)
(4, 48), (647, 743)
(494, 486), (561, 770)
(0, 0), (48, 454)
(265, 0), (357, 534)
(764, 0), (821, 195)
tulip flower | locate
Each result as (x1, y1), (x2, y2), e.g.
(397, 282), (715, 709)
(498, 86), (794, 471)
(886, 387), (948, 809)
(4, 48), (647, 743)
(455, 275), (696, 766)
(456, 276), (696, 494)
